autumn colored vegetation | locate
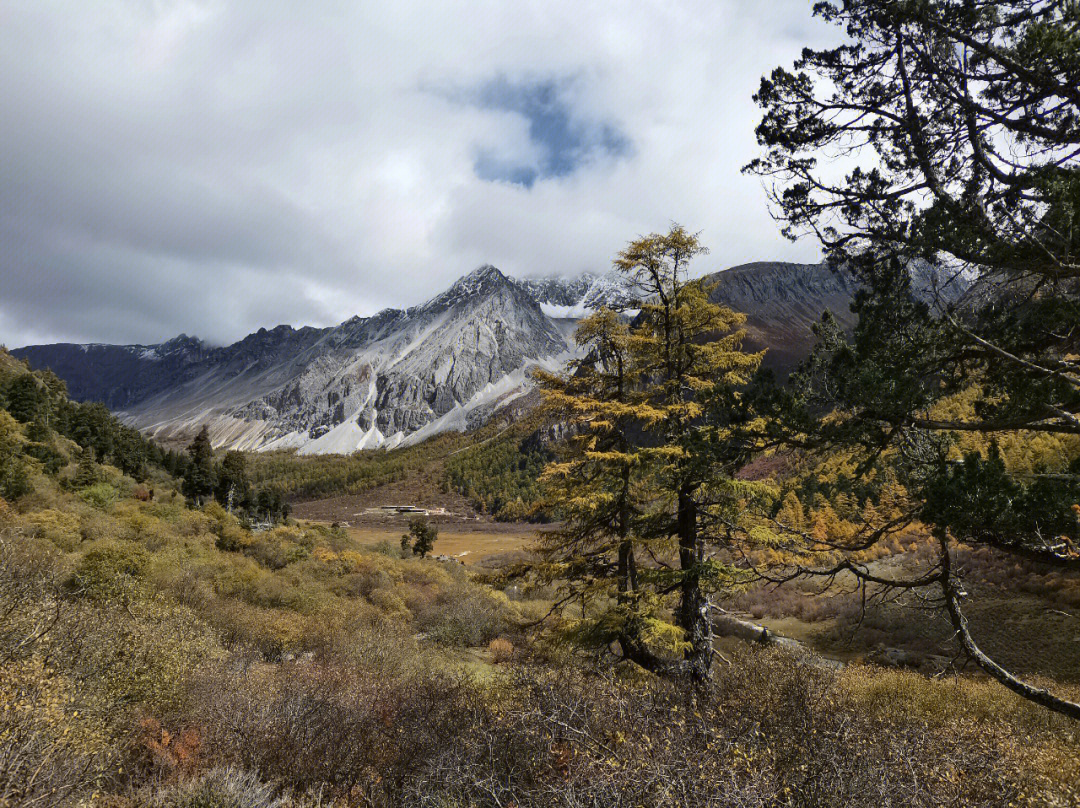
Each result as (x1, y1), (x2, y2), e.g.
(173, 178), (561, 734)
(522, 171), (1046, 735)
(6, 1), (1080, 803)
(443, 420), (553, 520)
(4, 340), (1080, 806)
(246, 432), (471, 502)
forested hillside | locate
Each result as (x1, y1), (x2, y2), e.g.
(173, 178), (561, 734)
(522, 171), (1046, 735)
(443, 418), (553, 520)
(246, 432), (473, 502)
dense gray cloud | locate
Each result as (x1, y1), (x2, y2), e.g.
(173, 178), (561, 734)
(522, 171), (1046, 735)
(0, 0), (834, 348)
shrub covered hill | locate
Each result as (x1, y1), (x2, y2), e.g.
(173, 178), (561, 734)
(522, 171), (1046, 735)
(3, 342), (1080, 806)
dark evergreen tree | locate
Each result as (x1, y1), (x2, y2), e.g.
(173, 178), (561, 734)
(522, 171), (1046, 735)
(748, 0), (1080, 718)
(0, 412), (31, 501)
(402, 516), (438, 558)
(26, 416), (51, 444)
(64, 402), (117, 462)
(252, 487), (289, 524)
(215, 450), (251, 512)
(5, 373), (46, 423)
(162, 449), (188, 478)
(73, 448), (99, 488)
(182, 426), (216, 506)
(112, 427), (148, 480)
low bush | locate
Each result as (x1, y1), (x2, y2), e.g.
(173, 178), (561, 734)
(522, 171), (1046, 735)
(0, 657), (114, 808)
(78, 482), (118, 511)
(190, 661), (479, 800)
(70, 540), (149, 600)
(413, 582), (513, 646)
(140, 767), (283, 808)
(21, 508), (81, 551)
(489, 637), (515, 663)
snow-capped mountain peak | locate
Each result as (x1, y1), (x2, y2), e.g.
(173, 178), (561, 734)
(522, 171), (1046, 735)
(518, 269), (640, 318)
(421, 264), (520, 312)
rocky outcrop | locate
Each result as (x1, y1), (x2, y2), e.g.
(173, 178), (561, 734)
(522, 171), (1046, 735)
(519, 269), (640, 317)
(703, 262), (862, 374)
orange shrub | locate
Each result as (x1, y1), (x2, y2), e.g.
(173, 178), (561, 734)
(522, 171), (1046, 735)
(489, 637), (514, 663)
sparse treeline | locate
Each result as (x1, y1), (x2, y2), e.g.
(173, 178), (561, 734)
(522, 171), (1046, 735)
(0, 351), (290, 527)
(177, 426), (290, 524)
(240, 421), (553, 520)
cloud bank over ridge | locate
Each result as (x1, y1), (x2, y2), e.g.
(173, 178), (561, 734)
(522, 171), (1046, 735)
(0, 0), (832, 347)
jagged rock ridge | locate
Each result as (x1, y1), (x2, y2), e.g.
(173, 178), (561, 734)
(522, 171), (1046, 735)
(12, 260), (961, 454)
(519, 269), (641, 318)
(16, 266), (571, 453)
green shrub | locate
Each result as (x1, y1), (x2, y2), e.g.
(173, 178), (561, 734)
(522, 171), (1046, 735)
(367, 587), (408, 617)
(415, 585), (512, 646)
(246, 530), (312, 570)
(22, 508), (81, 551)
(369, 539), (406, 559)
(71, 541), (149, 600)
(208, 505), (249, 552)
(23, 442), (65, 475)
(79, 482), (118, 511)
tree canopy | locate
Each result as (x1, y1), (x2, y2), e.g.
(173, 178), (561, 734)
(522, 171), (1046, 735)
(748, 0), (1080, 719)
(534, 225), (765, 679)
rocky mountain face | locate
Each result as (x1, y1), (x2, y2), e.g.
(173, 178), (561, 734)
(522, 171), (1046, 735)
(13, 260), (957, 454)
(703, 262), (862, 374)
(12, 335), (212, 410)
(517, 274), (596, 310)
(519, 269), (641, 318)
(14, 266), (570, 453)
(701, 259), (969, 374)
(525, 261), (968, 375)
(517, 262), (859, 374)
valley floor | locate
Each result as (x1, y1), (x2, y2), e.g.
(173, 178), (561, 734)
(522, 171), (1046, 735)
(287, 466), (1080, 683)
(340, 522), (532, 566)
(289, 457), (544, 565)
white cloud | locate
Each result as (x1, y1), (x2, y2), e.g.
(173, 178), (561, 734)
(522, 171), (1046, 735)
(0, 0), (835, 347)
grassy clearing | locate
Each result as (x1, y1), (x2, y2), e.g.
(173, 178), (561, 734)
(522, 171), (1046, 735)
(722, 542), (1080, 683)
(342, 523), (535, 564)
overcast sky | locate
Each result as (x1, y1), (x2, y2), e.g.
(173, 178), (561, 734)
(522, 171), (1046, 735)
(1, 0), (835, 348)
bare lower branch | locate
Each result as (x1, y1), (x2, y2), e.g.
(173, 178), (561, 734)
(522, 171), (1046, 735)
(939, 536), (1080, 721)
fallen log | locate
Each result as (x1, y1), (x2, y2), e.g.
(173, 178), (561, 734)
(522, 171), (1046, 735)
(712, 609), (842, 669)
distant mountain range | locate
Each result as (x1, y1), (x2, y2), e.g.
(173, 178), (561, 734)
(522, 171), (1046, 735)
(11, 260), (963, 454)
